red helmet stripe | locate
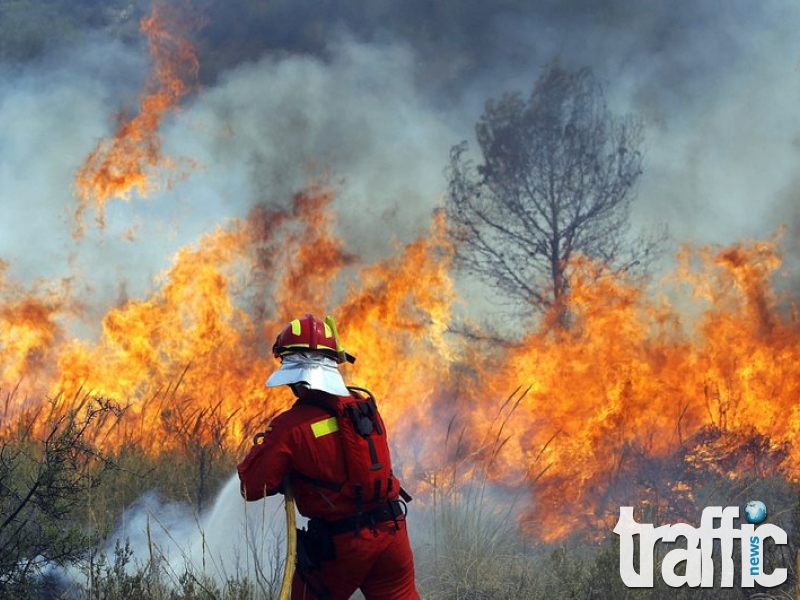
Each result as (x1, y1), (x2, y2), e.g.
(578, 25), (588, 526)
(307, 314), (317, 349)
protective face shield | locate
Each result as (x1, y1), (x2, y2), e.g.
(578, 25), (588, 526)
(265, 352), (349, 396)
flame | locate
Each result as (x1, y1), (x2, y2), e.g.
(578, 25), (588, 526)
(6, 0), (800, 541)
(5, 178), (799, 543)
(440, 237), (800, 540)
(73, 0), (201, 236)
(0, 260), (70, 405)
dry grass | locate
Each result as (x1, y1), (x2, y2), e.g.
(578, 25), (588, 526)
(3, 386), (800, 599)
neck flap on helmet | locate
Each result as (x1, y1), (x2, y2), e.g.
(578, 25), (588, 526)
(265, 352), (349, 396)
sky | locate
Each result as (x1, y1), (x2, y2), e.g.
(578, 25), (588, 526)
(1, 0), (800, 320)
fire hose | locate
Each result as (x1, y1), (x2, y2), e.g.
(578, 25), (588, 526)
(279, 478), (297, 600)
(252, 433), (297, 600)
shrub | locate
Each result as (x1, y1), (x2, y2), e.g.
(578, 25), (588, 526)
(0, 395), (121, 598)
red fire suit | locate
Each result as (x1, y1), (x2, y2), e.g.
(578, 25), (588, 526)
(237, 389), (420, 600)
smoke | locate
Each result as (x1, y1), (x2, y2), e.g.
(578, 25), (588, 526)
(0, 31), (459, 317)
(51, 475), (294, 593)
(1, 1), (798, 308)
(4, 0), (800, 583)
(47, 473), (521, 596)
(103, 477), (289, 583)
(174, 33), (458, 261)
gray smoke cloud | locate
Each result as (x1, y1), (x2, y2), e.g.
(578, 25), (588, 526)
(441, 1), (800, 254)
(173, 33), (458, 260)
(1, 1), (799, 304)
(0, 34), (461, 309)
(1, 1), (797, 306)
(3, 1), (800, 589)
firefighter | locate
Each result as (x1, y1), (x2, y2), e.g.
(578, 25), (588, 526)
(237, 314), (420, 600)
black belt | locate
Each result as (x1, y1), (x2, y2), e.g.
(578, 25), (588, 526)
(309, 500), (407, 536)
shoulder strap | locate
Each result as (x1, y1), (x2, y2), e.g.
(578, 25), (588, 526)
(347, 385), (376, 402)
(292, 468), (343, 492)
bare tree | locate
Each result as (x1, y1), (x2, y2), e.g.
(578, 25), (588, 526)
(446, 60), (662, 326)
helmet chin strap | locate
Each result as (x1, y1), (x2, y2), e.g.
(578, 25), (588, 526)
(324, 315), (348, 364)
(290, 381), (312, 399)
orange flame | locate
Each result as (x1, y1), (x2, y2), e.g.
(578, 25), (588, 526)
(2, 186), (799, 540)
(8, 0), (800, 540)
(73, 0), (201, 236)
(0, 260), (71, 406)
(442, 237), (800, 540)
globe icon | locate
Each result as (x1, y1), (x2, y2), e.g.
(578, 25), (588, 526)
(745, 500), (767, 524)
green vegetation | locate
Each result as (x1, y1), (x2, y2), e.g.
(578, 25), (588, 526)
(0, 396), (119, 597)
